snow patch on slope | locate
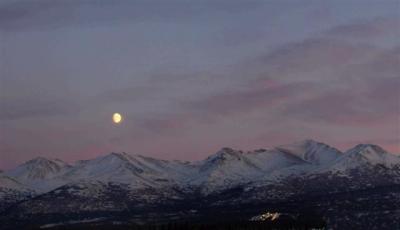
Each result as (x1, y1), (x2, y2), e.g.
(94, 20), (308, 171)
(0, 174), (27, 190)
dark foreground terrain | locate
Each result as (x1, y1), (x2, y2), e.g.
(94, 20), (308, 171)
(4, 219), (326, 230)
(2, 184), (398, 230)
(2, 210), (326, 230)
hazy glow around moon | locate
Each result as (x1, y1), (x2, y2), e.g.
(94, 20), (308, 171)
(113, 113), (122, 124)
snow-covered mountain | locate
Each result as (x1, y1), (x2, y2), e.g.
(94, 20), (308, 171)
(4, 157), (71, 192)
(275, 139), (342, 165)
(2, 140), (399, 194)
(191, 147), (307, 193)
(1, 140), (399, 229)
(0, 174), (28, 191)
(6, 157), (70, 180)
(0, 174), (34, 212)
(329, 144), (400, 171)
(62, 152), (195, 188)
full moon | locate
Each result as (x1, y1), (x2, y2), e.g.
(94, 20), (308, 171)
(112, 113), (122, 124)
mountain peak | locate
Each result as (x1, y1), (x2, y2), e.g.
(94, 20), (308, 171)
(330, 143), (400, 170)
(198, 148), (246, 175)
(276, 140), (342, 165)
(343, 143), (390, 162)
(218, 147), (242, 155)
(291, 139), (330, 148)
(110, 152), (129, 156)
(27, 156), (49, 163)
(298, 139), (320, 145)
(206, 147), (243, 162)
(6, 156), (70, 181)
(347, 144), (387, 155)
(106, 152), (149, 161)
(22, 156), (68, 168)
(108, 152), (131, 160)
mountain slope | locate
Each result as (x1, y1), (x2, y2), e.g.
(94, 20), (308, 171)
(275, 139), (342, 165)
(62, 152), (195, 188)
(5, 157), (71, 192)
(6, 157), (70, 181)
(0, 174), (34, 212)
(0, 175), (24, 189)
(1, 140), (399, 229)
(191, 147), (308, 193)
(334, 144), (400, 168)
(192, 148), (263, 192)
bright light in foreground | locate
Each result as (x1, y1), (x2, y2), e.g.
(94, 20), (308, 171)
(113, 113), (122, 124)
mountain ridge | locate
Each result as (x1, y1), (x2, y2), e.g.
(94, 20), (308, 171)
(2, 140), (399, 193)
(4, 140), (396, 171)
(1, 140), (399, 229)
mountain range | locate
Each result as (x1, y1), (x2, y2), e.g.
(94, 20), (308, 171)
(1, 139), (399, 229)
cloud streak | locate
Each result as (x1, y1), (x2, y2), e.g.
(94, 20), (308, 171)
(0, 0), (263, 31)
(0, 97), (80, 121)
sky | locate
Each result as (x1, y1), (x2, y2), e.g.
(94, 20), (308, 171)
(0, 0), (399, 169)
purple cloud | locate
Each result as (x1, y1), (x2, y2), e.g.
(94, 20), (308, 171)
(1, 1), (399, 169)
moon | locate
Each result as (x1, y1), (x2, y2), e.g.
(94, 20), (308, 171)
(112, 113), (122, 124)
